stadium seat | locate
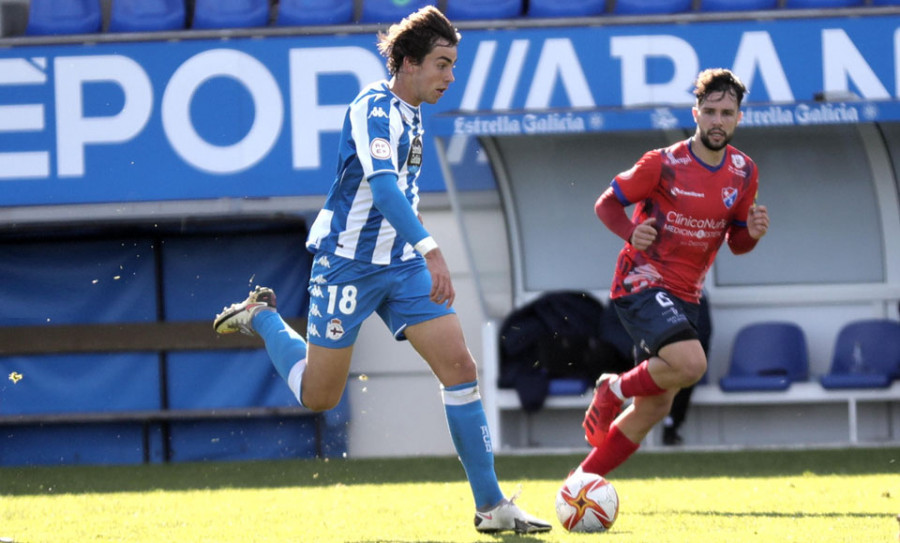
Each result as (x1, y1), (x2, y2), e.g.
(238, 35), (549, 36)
(613, 0), (693, 15)
(192, 0), (270, 29)
(820, 319), (900, 389)
(26, 0), (102, 35)
(527, 0), (606, 17)
(700, 0), (778, 11)
(276, 0), (354, 26)
(359, 0), (437, 24)
(445, 0), (523, 20)
(719, 322), (809, 392)
(784, 0), (864, 8)
(108, 0), (186, 32)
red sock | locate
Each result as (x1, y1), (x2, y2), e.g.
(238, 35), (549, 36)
(619, 360), (666, 398)
(579, 425), (640, 476)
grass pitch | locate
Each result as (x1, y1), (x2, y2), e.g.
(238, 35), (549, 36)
(1, 447), (898, 542)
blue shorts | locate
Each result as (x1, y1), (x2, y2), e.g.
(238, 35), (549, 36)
(613, 288), (700, 358)
(305, 252), (455, 348)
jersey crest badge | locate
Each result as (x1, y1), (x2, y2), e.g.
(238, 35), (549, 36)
(731, 153), (746, 169)
(722, 187), (738, 209)
(326, 318), (345, 341)
(407, 136), (422, 174)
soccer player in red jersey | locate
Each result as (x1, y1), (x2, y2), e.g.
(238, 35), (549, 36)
(579, 68), (770, 476)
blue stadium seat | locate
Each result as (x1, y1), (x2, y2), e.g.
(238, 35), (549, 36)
(359, 0), (437, 24)
(445, 0), (523, 20)
(192, 0), (270, 29)
(614, 0), (692, 14)
(26, 0), (102, 35)
(700, 0), (778, 11)
(820, 319), (900, 389)
(784, 0), (864, 8)
(109, 0), (186, 32)
(527, 0), (606, 17)
(719, 322), (809, 392)
(276, 0), (354, 26)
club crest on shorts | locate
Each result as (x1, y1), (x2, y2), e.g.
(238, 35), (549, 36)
(722, 187), (738, 209)
(326, 318), (345, 341)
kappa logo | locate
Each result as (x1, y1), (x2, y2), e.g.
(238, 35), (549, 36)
(369, 106), (388, 119)
(722, 187), (738, 209)
(326, 318), (345, 341)
(308, 323), (321, 338)
(309, 303), (322, 318)
(310, 285), (324, 298)
(316, 255), (331, 268)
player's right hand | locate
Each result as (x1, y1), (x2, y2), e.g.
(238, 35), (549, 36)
(630, 218), (657, 251)
(424, 248), (455, 308)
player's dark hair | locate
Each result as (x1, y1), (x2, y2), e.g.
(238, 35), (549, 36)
(377, 6), (460, 76)
(694, 68), (747, 107)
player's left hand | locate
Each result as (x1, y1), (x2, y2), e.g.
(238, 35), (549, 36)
(424, 248), (455, 308)
(748, 204), (769, 239)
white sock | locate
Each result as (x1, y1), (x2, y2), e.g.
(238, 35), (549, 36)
(609, 378), (625, 400)
(287, 359), (308, 406)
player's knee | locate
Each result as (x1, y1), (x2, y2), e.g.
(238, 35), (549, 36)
(301, 391), (342, 412)
(681, 358), (707, 386)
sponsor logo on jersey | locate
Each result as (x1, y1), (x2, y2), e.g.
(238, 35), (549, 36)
(731, 153), (746, 168)
(370, 138), (392, 160)
(311, 274), (327, 285)
(722, 187), (738, 209)
(671, 187), (705, 198)
(315, 255), (331, 268)
(326, 318), (345, 340)
(309, 303), (322, 318)
(310, 285), (324, 298)
(369, 106), (388, 119)
(406, 135), (422, 174)
(664, 150), (692, 166)
(308, 323), (321, 338)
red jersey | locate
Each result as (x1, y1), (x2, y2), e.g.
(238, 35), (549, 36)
(608, 139), (758, 303)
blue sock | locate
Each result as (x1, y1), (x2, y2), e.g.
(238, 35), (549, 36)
(252, 310), (308, 405)
(443, 381), (504, 509)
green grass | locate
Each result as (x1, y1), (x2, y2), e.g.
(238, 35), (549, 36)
(1, 448), (898, 542)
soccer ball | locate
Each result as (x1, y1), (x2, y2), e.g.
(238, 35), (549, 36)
(555, 470), (619, 532)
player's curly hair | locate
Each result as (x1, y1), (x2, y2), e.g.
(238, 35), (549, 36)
(694, 68), (747, 107)
(376, 6), (460, 76)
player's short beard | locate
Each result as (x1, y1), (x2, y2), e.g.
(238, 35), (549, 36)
(699, 128), (732, 152)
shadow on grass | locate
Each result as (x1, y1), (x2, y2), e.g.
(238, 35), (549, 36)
(347, 533), (550, 543)
(0, 447), (897, 496)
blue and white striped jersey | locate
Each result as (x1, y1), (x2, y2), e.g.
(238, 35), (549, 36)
(306, 80), (425, 266)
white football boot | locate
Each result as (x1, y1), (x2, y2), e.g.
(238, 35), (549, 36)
(474, 491), (552, 534)
(213, 286), (276, 336)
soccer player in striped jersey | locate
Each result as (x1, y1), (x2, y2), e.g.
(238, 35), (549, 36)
(578, 68), (770, 476)
(214, 6), (550, 534)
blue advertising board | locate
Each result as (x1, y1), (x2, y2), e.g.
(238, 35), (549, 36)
(0, 14), (897, 207)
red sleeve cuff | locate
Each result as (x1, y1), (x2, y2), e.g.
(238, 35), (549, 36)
(727, 226), (759, 255)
